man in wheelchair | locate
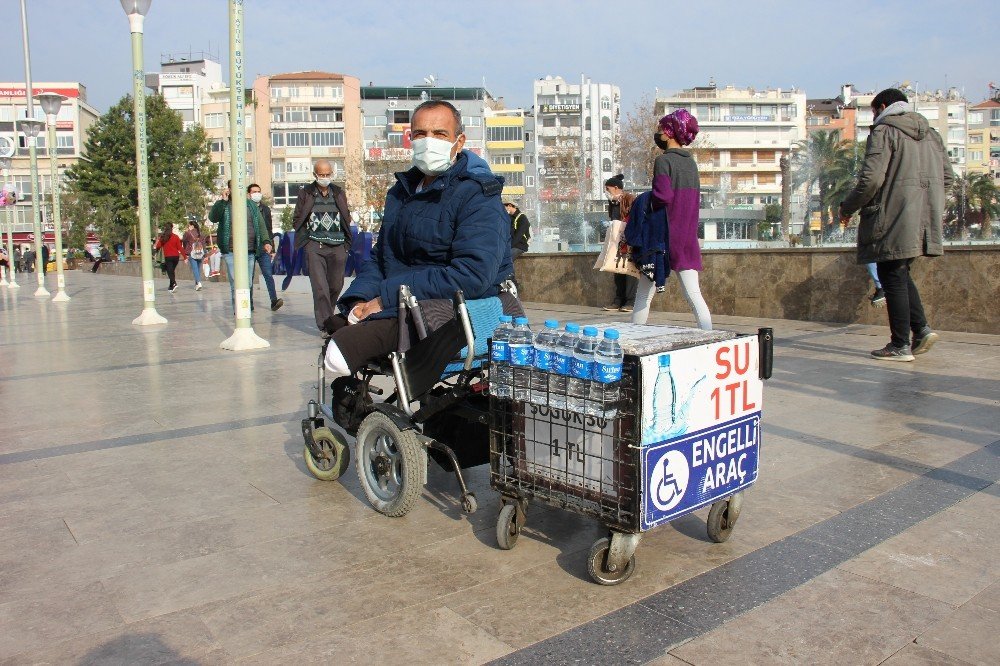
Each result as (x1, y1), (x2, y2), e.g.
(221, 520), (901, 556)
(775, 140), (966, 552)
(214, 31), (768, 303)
(323, 99), (514, 382)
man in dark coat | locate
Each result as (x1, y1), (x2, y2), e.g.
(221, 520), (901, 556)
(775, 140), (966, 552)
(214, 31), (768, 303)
(322, 100), (512, 377)
(840, 88), (954, 362)
(292, 160), (353, 333)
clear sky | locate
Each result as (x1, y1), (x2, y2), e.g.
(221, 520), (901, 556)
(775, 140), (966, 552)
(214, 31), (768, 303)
(3, 0), (998, 113)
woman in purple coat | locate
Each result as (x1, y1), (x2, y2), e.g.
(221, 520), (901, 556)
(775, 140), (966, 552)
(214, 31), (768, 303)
(632, 110), (712, 330)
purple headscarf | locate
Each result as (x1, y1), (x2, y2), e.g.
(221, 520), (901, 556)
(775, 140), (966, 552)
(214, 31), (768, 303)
(658, 109), (699, 146)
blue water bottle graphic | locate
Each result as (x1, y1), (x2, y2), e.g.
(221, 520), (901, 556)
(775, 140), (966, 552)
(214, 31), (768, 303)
(509, 317), (534, 402)
(647, 354), (677, 440)
(490, 315), (513, 399)
(530, 319), (559, 405)
(550, 322), (579, 410)
(568, 326), (599, 414)
(591, 328), (624, 417)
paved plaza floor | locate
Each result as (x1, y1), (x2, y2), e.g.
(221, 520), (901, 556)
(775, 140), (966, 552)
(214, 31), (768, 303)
(0, 271), (997, 665)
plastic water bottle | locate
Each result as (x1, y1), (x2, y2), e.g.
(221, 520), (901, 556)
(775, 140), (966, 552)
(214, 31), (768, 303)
(651, 354), (677, 438)
(509, 317), (534, 402)
(568, 326), (599, 414)
(530, 319), (559, 405)
(490, 315), (513, 399)
(550, 323), (580, 410)
(591, 328), (624, 418)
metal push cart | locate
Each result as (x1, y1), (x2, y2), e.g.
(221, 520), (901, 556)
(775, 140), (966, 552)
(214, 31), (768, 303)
(489, 324), (773, 585)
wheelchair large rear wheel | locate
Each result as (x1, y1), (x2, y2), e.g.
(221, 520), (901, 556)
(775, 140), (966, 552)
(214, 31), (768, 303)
(355, 412), (425, 517)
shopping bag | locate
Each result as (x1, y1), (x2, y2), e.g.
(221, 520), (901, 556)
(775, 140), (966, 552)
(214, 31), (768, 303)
(593, 219), (641, 278)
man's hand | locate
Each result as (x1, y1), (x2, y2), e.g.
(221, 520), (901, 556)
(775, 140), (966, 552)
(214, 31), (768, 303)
(839, 211), (852, 226)
(350, 297), (383, 321)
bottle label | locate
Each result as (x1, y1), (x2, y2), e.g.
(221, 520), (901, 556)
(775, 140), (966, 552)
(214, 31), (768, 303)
(571, 357), (594, 379)
(534, 349), (552, 371)
(553, 353), (571, 375)
(510, 344), (534, 367)
(491, 340), (508, 362)
(594, 361), (622, 383)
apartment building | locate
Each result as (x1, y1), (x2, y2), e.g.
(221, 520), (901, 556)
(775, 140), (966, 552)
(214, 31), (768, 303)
(146, 52), (224, 130)
(484, 108), (529, 200)
(806, 85), (858, 142)
(655, 83), (807, 213)
(966, 97), (1000, 183)
(532, 76), (621, 215)
(253, 71), (362, 211)
(0, 82), (100, 244)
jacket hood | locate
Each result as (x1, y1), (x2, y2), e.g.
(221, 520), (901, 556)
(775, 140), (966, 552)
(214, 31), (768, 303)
(879, 110), (930, 141)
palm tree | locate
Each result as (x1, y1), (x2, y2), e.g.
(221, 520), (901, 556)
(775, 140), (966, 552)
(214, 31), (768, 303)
(792, 131), (853, 237)
(947, 172), (1000, 239)
(822, 141), (866, 234)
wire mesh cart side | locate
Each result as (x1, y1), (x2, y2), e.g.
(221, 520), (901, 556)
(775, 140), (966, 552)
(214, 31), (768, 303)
(490, 327), (772, 586)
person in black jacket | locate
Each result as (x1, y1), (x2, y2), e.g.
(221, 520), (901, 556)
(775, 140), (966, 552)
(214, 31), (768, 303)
(248, 183), (283, 311)
(292, 160), (353, 333)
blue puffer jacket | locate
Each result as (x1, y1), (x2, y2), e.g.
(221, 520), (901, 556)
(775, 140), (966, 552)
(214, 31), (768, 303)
(339, 150), (513, 314)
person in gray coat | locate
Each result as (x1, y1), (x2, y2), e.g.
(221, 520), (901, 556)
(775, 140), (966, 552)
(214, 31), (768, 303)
(840, 88), (954, 362)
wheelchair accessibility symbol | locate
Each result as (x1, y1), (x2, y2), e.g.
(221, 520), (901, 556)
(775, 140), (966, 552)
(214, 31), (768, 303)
(649, 449), (690, 512)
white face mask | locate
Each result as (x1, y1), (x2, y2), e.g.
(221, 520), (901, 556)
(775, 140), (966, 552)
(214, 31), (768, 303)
(411, 137), (458, 176)
(250, 192), (263, 203)
(315, 177), (332, 187)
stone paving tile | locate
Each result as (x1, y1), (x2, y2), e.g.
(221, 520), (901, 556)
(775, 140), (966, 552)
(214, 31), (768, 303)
(670, 569), (953, 666)
(881, 643), (977, 666)
(838, 505), (1000, 606)
(968, 579), (1000, 613)
(916, 603), (1000, 666)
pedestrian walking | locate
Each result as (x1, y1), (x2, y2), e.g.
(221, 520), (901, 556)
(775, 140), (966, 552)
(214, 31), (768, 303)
(600, 174), (638, 313)
(505, 201), (530, 291)
(866, 263), (885, 307)
(840, 88), (954, 361)
(23, 247), (35, 273)
(631, 110), (712, 330)
(40, 244), (50, 275)
(153, 223), (185, 293)
(292, 160), (352, 334)
(248, 183), (283, 311)
(212, 181), (268, 313)
(13, 246), (22, 273)
(181, 220), (205, 291)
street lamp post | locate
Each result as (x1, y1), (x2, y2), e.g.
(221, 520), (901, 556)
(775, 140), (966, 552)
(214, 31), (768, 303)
(220, 0), (268, 350)
(0, 157), (13, 288)
(120, 0), (166, 325)
(36, 92), (70, 302)
(18, 0), (48, 297)
(18, 118), (47, 295)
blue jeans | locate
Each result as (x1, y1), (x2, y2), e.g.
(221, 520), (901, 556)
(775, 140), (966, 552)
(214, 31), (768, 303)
(255, 252), (278, 303)
(187, 257), (203, 285)
(866, 262), (881, 290)
(223, 252), (257, 311)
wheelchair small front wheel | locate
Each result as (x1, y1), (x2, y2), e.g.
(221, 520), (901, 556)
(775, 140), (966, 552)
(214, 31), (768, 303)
(496, 503), (520, 550)
(304, 427), (350, 481)
(355, 412), (425, 517)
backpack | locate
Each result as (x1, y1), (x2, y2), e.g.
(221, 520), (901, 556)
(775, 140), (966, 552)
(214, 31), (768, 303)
(190, 241), (205, 260)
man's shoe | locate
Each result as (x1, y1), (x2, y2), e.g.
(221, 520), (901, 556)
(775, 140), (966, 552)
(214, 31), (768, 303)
(871, 343), (914, 362)
(271, 298), (284, 312)
(911, 326), (939, 356)
(870, 288), (886, 308)
(619, 304), (633, 313)
(195, 283), (203, 291)
(602, 303), (620, 311)
(169, 285), (178, 293)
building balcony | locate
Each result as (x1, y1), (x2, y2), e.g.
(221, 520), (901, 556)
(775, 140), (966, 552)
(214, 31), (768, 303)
(491, 163), (525, 173)
(502, 185), (526, 196)
(270, 121), (345, 131)
(486, 140), (524, 151)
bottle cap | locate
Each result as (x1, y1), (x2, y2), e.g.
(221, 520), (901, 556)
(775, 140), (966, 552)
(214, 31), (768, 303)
(544, 319), (559, 329)
(499, 314), (512, 323)
(658, 354), (671, 367)
(514, 316), (529, 325)
(582, 326), (599, 337)
(604, 329), (620, 340)
(565, 322), (580, 333)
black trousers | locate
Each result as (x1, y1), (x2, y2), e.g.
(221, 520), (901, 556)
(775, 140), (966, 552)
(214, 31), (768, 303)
(613, 274), (638, 307)
(305, 241), (348, 330)
(876, 258), (928, 349)
(164, 256), (179, 289)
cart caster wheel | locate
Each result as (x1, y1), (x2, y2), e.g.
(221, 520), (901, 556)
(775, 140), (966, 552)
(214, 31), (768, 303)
(707, 492), (743, 543)
(587, 537), (635, 586)
(462, 492), (478, 515)
(303, 427), (350, 481)
(496, 503), (522, 550)
(355, 412), (425, 517)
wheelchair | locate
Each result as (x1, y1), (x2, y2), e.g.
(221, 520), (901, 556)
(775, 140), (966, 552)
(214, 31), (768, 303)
(301, 282), (523, 518)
